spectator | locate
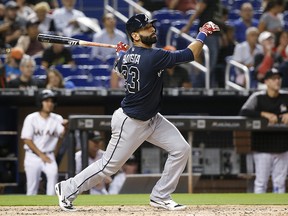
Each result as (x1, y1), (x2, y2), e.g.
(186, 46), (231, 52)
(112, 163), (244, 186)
(162, 45), (192, 88)
(233, 2), (259, 43)
(181, 0), (224, 87)
(7, 55), (45, 89)
(0, 47), (24, 84)
(16, 0), (35, 23)
(45, 68), (64, 89)
(216, 25), (236, 88)
(16, 17), (47, 57)
(27, 1), (56, 34)
(41, 43), (75, 69)
(108, 155), (139, 194)
(0, 3), (5, 21)
(75, 131), (112, 195)
(26, 0), (59, 9)
(273, 30), (288, 60)
(21, 89), (68, 195)
(91, 13), (127, 62)
(232, 27), (263, 86)
(136, 0), (166, 12)
(258, 0), (285, 35)
(0, 1), (24, 48)
(165, 0), (196, 13)
(45, 68), (75, 89)
(239, 68), (288, 193)
(278, 45), (288, 88)
(254, 31), (283, 87)
(52, 0), (88, 37)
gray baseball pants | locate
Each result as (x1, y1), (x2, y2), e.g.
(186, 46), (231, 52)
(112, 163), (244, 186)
(61, 108), (190, 201)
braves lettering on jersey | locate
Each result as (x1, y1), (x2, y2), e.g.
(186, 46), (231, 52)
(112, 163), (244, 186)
(116, 47), (194, 120)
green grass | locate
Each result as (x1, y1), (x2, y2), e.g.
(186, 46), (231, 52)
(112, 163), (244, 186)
(0, 193), (287, 206)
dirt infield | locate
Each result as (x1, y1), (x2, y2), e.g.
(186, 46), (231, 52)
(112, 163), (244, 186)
(1, 205), (288, 216)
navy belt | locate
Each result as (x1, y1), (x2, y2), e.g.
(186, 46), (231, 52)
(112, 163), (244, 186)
(26, 149), (54, 155)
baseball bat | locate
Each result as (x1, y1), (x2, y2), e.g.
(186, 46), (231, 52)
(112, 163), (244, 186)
(37, 33), (117, 49)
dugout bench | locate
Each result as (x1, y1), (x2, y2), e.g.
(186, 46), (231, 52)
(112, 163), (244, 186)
(67, 115), (288, 193)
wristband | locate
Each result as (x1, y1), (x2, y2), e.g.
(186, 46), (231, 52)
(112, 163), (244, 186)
(196, 32), (207, 44)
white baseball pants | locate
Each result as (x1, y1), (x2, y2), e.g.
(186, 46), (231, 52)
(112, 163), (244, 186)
(253, 151), (288, 193)
(24, 151), (58, 195)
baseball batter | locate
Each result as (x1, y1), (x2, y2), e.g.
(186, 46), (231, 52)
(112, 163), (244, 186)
(55, 13), (220, 211)
(21, 89), (67, 195)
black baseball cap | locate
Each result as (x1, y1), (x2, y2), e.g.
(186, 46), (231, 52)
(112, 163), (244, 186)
(88, 131), (102, 142)
(263, 68), (283, 81)
(126, 14), (157, 37)
(5, 1), (19, 9)
(126, 154), (137, 164)
(26, 18), (40, 28)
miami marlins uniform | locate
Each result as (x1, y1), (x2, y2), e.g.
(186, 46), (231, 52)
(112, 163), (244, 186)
(21, 111), (64, 195)
(240, 89), (288, 193)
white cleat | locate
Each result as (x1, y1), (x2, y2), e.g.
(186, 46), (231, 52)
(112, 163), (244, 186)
(55, 182), (77, 212)
(150, 199), (186, 211)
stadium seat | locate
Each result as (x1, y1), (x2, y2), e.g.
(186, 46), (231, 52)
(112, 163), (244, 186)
(152, 9), (184, 21)
(74, 55), (97, 65)
(64, 75), (98, 87)
(33, 56), (42, 65)
(228, 9), (240, 21)
(71, 46), (92, 55)
(156, 19), (174, 47)
(253, 10), (263, 20)
(184, 9), (195, 19)
(251, 0), (262, 10)
(71, 33), (93, 42)
(55, 65), (85, 77)
(104, 56), (116, 67)
(34, 66), (47, 76)
(167, 19), (199, 49)
(0, 54), (6, 64)
(89, 65), (110, 76)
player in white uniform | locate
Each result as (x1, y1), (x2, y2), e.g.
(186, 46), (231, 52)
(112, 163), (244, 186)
(21, 89), (67, 195)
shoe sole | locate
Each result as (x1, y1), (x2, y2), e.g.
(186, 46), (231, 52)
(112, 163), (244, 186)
(150, 201), (186, 211)
(55, 183), (77, 212)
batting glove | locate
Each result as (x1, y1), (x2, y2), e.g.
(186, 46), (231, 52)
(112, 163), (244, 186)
(116, 41), (129, 57)
(196, 21), (220, 43)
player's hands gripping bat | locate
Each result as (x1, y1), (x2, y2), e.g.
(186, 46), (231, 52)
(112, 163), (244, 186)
(116, 41), (129, 57)
(199, 21), (220, 36)
(196, 21), (220, 43)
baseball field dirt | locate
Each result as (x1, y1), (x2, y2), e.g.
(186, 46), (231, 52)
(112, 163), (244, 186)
(1, 205), (288, 216)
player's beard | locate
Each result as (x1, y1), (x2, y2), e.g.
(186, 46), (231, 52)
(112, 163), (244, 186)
(140, 33), (157, 46)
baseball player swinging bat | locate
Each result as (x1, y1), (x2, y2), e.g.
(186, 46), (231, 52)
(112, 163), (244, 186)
(37, 33), (117, 49)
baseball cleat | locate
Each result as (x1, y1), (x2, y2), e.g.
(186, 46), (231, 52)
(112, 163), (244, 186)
(150, 199), (186, 211)
(55, 182), (76, 212)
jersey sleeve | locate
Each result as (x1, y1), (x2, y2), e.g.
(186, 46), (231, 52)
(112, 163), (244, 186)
(152, 48), (194, 71)
(21, 115), (34, 140)
(56, 115), (65, 136)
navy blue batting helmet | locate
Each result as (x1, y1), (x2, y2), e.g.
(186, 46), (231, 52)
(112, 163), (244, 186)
(37, 89), (57, 108)
(126, 14), (157, 39)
